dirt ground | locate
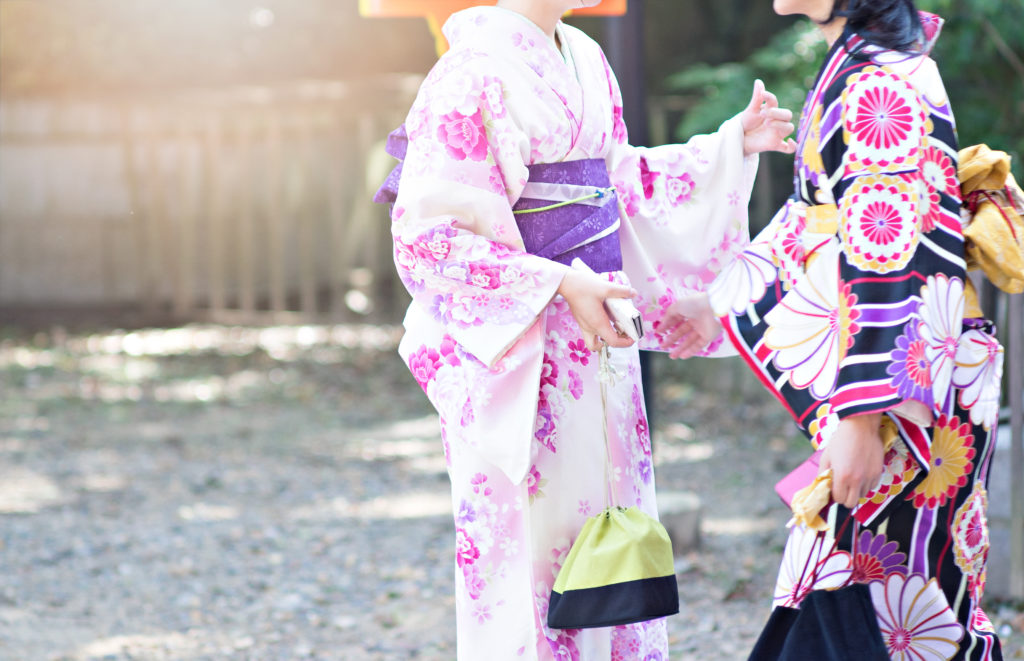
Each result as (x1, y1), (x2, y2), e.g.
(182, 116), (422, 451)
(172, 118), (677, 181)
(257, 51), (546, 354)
(0, 323), (1021, 660)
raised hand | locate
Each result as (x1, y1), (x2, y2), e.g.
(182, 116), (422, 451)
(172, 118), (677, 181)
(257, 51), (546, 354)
(740, 79), (797, 156)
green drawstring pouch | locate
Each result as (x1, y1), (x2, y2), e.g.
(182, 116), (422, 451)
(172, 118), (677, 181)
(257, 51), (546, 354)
(547, 346), (679, 630)
(548, 505), (679, 629)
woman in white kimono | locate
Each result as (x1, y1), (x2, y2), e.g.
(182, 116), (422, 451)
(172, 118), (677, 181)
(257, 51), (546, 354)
(376, 1), (796, 658)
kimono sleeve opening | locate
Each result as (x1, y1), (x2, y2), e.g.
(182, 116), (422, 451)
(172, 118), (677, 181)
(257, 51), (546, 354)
(599, 48), (758, 356)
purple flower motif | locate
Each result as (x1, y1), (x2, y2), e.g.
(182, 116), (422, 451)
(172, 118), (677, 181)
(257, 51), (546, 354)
(463, 563), (485, 600)
(887, 321), (934, 409)
(456, 499), (476, 524)
(850, 530), (908, 583)
(535, 398), (557, 453)
(637, 458), (653, 484)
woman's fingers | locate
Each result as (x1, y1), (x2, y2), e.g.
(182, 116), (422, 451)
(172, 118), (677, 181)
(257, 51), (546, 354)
(745, 79), (766, 115)
(762, 106), (792, 123)
(604, 283), (638, 299)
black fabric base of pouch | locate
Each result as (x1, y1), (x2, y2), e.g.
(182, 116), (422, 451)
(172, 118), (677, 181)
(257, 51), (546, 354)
(748, 583), (889, 661)
(548, 574), (679, 630)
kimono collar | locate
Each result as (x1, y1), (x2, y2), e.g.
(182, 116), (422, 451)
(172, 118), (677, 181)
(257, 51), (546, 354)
(845, 10), (945, 60)
(443, 6), (567, 64)
(916, 11), (944, 56)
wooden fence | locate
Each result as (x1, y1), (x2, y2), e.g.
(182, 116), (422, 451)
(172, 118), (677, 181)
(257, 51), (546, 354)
(0, 76), (422, 325)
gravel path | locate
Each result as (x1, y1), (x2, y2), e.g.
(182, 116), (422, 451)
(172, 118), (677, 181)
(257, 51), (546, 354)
(1, 324), (1020, 660)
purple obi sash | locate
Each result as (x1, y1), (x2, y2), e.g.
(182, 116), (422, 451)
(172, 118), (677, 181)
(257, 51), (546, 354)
(512, 159), (622, 273)
(374, 126), (621, 273)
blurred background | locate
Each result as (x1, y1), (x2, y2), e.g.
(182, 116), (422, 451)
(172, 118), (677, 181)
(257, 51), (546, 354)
(1, 1), (1022, 659)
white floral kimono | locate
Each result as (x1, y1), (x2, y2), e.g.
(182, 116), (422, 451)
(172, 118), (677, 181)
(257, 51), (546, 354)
(387, 7), (756, 659)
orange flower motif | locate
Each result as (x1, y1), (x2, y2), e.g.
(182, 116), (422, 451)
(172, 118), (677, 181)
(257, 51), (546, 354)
(909, 415), (976, 509)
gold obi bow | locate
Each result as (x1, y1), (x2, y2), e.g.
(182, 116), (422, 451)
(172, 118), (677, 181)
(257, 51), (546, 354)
(958, 144), (1024, 296)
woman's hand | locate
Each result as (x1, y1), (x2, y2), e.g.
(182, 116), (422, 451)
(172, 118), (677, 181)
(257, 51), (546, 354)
(557, 269), (637, 352)
(656, 292), (721, 359)
(820, 413), (886, 508)
(740, 79), (797, 156)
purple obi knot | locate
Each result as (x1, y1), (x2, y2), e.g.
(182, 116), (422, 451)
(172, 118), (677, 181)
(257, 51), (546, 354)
(513, 158), (622, 273)
(373, 125), (408, 205)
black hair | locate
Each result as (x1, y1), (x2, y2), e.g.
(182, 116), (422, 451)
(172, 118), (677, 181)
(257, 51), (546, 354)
(825, 0), (924, 53)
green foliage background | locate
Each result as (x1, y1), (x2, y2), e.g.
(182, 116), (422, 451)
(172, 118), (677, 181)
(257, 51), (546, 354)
(665, 1), (1024, 181)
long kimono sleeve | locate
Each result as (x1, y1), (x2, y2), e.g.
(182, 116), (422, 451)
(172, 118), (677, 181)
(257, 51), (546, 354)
(819, 64), (966, 424)
(599, 52), (759, 354)
(392, 58), (569, 369)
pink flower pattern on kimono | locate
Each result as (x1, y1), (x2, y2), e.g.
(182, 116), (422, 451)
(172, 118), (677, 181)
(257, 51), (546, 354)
(639, 157), (659, 200)
(619, 185), (640, 218)
(632, 385), (651, 456)
(456, 527), (480, 568)
(463, 563), (486, 600)
(665, 172), (696, 206)
(526, 465), (547, 502)
(611, 103), (627, 144)
(438, 108), (490, 162)
(567, 370), (584, 400)
(566, 339), (591, 366)
(547, 629), (581, 661)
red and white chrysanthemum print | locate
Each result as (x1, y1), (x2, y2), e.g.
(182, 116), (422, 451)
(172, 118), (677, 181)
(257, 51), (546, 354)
(953, 483), (990, 578)
(920, 142), (961, 197)
(906, 171), (942, 233)
(842, 66), (928, 175)
(841, 174), (919, 273)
